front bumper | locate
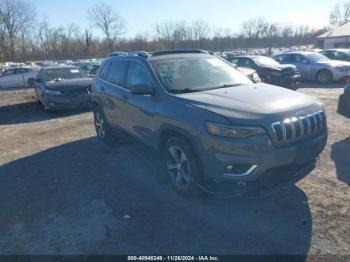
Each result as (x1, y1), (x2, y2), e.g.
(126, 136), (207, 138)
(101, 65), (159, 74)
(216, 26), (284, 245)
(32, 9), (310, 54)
(268, 74), (301, 89)
(199, 130), (328, 182)
(45, 94), (91, 110)
(333, 71), (350, 82)
(337, 85), (350, 117)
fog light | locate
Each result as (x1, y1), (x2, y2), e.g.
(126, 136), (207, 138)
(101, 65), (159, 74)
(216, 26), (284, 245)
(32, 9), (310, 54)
(224, 163), (258, 177)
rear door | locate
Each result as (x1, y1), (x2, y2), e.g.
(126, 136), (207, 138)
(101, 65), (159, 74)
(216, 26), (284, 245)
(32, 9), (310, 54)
(102, 60), (130, 129)
(0, 69), (17, 88)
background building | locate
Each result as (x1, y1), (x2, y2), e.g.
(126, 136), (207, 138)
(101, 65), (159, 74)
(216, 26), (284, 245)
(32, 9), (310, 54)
(318, 22), (350, 49)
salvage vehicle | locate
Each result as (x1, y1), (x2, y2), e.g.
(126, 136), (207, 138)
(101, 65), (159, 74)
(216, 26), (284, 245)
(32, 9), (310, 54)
(274, 51), (350, 84)
(0, 67), (39, 89)
(92, 49), (328, 194)
(338, 81), (350, 118)
(320, 49), (350, 62)
(228, 56), (300, 89)
(33, 66), (92, 112)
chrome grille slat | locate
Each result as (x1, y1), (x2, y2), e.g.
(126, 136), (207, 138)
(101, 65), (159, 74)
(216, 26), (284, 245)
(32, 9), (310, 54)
(271, 111), (326, 145)
(305, 116), (311, 135)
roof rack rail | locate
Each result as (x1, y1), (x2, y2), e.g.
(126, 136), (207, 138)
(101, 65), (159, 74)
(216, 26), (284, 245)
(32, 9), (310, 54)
(128, 51), (150, 58)
(151, 49), (209, 57)
(110, 51), (128, 57)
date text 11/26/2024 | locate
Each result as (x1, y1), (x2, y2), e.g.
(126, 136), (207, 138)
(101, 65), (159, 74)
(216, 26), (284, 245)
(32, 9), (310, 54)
(127, 256), (220, 261)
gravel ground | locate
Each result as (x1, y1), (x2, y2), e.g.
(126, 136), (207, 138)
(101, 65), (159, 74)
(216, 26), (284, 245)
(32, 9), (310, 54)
(0, 84), (349, 257)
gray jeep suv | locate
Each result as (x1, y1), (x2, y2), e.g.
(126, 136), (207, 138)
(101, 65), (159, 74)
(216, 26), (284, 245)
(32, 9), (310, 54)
(92, 49), (328, 193)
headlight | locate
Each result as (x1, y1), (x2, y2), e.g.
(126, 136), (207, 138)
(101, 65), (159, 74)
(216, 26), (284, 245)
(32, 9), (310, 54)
(44, 89), (61, 95)
(269, 70), (281, 77)
(206, 122), (266, 138)
(336, 66), (346, 72)
(252, 73), (261, 83)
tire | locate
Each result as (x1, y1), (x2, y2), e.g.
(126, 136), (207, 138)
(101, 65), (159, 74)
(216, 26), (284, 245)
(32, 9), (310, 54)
(93, 107), (114, 143)
(317, 70), (333, 84)
(41, 95), (53, 113)
(163, 136), (201, 194)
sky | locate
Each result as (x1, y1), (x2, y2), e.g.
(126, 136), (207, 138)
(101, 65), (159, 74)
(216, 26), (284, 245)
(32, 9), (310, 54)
(33, 0), (339, 37)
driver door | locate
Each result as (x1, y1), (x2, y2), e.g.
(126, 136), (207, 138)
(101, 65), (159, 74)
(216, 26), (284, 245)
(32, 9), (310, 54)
(124, 61), (158, 145)
(291, 54), (310, 80)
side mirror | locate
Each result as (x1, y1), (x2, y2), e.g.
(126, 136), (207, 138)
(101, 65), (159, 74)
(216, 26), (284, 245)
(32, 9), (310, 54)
(27, 78), (36, 87)
(129, 84), (154, 96)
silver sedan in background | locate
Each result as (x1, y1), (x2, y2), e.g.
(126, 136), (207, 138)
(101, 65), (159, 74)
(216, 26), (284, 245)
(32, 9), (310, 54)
(0, 67), (39, 89)
(274, 51), (350, 84)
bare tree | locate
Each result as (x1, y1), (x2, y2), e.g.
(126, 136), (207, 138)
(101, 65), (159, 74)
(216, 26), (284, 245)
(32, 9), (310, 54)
(241, 17), (266, 52)
(84, 29), (93, 57)
(87, 2), (126, 51)
(261, 22), (279, 55)
(330, 1), (350, 27)
(0, 0), (36, 60)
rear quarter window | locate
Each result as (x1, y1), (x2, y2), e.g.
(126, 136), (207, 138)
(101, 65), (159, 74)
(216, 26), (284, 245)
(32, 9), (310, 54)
(99, 62), (110, 81)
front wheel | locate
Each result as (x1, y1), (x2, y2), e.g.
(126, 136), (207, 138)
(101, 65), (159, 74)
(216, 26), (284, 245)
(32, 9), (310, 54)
(317, 70), (332, 84)
(163, 137), (200, 194)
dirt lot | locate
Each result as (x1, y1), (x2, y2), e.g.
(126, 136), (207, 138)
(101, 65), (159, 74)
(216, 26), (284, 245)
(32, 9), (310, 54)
(0, 84), (349, 257)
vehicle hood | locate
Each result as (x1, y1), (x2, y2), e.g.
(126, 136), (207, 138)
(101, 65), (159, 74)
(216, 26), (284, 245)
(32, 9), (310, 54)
(315, 60), (350, 67)
(176, 83), (323, 123)
(45, 78), (92, 90)
(260, 64), (296, 71)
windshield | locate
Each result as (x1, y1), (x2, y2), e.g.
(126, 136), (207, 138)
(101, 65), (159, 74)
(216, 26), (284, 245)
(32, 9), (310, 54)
(253, 56), (280, 67)
(43, 68), (86, 81)
(306, 53), (330, 62)
(150, 56), (252, 93)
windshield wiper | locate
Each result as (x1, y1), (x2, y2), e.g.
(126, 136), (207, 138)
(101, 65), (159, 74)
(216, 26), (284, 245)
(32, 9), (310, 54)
(207, 83), (243, 90)
(169, 84), (242, 94)
(169, 88), (204, 94)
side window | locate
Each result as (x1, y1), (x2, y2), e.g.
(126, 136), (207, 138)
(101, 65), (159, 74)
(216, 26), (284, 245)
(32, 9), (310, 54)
(334, 51), (347, 60)
(229, 58), (239, 65)
(292, 55), (307, 64)
(99, 62), (110, 81)
(237, 58), (254, 68)
(321, 51), (330, 58)
(276, 54), (290, 64)
(126, 61), (152, 88)
(3, 69), (15, 76)
(107, 60), (128, 87)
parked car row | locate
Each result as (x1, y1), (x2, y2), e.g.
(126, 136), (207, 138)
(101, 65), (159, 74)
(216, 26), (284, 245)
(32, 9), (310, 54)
(228, 55), (300, 89)
(224, 50), (350, 87)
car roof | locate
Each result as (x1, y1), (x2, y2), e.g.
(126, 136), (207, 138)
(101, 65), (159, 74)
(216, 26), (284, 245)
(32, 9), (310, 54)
(106, 49), (212, 63)
(323, 49), (350, 52)
(147, 53), (212, 62)
(277, 51), (316, 56)
(232, 55), (269, 59)
(41, 65), (79, 70)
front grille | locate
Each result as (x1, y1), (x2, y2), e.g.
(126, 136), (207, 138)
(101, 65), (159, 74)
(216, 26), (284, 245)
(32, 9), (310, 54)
(61, 88), (89, 96)
(282, 68), (298, 77)
(271, 111), (326, 144)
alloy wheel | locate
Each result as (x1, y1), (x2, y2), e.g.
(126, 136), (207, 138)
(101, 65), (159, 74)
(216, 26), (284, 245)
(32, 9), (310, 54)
(95, 111), (106, 139)
(166, 146), (192, 190)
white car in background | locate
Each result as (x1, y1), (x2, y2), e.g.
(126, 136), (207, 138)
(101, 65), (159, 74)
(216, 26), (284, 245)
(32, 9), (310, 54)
(0, 67), (39, 89)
